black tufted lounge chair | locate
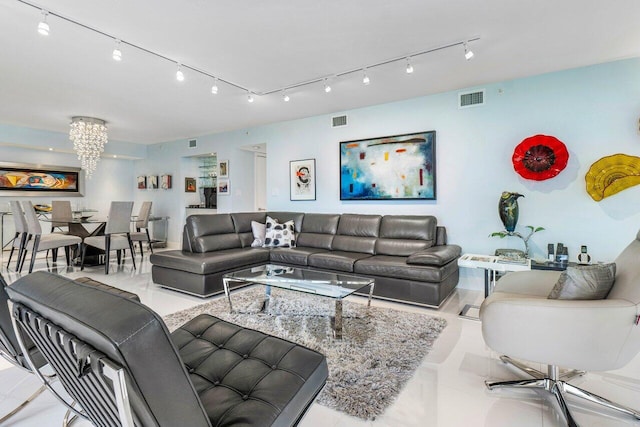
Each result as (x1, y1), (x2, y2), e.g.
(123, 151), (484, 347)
(6, 272), (328, 426)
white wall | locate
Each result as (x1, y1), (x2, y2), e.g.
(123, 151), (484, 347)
(139, 58), (640, 290)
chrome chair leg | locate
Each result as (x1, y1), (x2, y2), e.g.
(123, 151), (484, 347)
(0, 383), (47, 424)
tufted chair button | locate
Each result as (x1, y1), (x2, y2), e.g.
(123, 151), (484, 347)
(242, 395), (249, 400)
(195, 334), (201, 338)
(188, 368), (195, 373)
(271, 365), (277, 370)
(214, 380), (220, 386)
(243, 354), (248, 359)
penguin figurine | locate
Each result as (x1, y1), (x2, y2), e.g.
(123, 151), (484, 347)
(499, 192), (524, 232)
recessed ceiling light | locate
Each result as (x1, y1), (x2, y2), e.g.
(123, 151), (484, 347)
(48, 147), (53, 151)
(211, 78), (219, 94)
(247, 93), (254, 103)
(324, 80), (332, 93)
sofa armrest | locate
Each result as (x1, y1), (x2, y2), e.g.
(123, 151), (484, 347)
(406, 244), (461, 267)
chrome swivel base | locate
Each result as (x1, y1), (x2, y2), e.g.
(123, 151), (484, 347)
(486, 356), (640, 427)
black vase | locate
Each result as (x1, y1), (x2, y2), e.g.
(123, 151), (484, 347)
(498, 192), (524, 232)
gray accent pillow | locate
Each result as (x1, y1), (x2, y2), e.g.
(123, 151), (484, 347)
(250, 221), (266, 247)
(548, 263), (616, 300)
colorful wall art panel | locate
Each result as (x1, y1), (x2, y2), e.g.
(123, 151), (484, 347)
(340, 131), (436, 200)
(0, 162), (82, 196)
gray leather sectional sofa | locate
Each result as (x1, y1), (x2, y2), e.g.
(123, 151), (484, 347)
(150, 212), (461, 307)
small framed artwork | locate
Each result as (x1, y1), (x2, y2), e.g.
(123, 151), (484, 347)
(148, 175), (159, 189)
(290, 159), (316, 201)
(137, 175), (147, 190)
(185, 177), (196, 192)
(218, 160), (229, 178)
(218, 178), (230, 195)
(161, 174), (172, 189)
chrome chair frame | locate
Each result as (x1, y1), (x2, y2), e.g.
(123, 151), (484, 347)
(9, 299), (135, 426)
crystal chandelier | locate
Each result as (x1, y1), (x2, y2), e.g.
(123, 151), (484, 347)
(69, 117), (108, 178)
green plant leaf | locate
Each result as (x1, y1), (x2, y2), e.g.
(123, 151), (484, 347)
(489, 232), (508, 238)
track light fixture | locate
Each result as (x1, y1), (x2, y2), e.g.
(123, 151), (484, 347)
(282, 92), (290, 102)
(37, 10), (49, 36)
(464, 42), (474, 60)
(405, 58), (414, 74)
(112, 39), (122, 61)
(176, 64), (185, 82)
(22, 0), (480, 103)
(362, 69), (370, 85)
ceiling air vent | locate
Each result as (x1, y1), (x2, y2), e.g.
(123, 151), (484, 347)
(332, 115), (347, 127)
(459, 89), (485, 109)
(188, 139), (197, 148)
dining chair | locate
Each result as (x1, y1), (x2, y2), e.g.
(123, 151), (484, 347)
(130, 201), (153, 256)
(81, 201), (136, 274)
(19, 201), (82, 273)
(7, 201), (27, 270)
(50, 200), (72, 233)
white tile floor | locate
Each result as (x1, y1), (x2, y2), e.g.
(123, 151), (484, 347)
(1, 252), (639, 426)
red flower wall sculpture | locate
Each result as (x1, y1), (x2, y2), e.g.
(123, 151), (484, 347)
(512, 134), (569, 181)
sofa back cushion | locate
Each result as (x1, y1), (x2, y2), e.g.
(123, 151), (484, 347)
(297, 213), (340, 250)
(375, 215), (437, 256)
(186, 214), (241, 253)
(332, 214), (381, 254)
(231, 212), (267, 247)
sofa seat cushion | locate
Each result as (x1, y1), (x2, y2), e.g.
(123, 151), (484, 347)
(308, 251), (373, 272)
(172, 314), (328, 427)
(269, 247), (329, 266)
(355, 255), (458, 282)
(150, 248), (270, 275)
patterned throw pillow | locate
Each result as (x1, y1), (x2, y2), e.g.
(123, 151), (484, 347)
(548, 263), (616, 300)
(263, 216), (296, 248)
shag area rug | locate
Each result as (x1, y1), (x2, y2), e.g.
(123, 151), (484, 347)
(163, 287), (447, 420)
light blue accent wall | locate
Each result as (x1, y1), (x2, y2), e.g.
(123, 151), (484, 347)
(139, 58), (640, 291)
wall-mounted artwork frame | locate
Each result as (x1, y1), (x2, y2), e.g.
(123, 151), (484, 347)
(0, 162), (84, 196)
(218, 160), (229, 178)
(340, 131), (436, 200)
(137, 176), (147, 190)
(290, 158), (316, 201)
(161, 174), (172, 189)
(218, 179), (230, 195)
(185, 177), (196, 192)
(148, 175), (159, 189)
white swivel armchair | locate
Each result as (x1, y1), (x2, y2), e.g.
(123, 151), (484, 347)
(480, 230), (640, 426)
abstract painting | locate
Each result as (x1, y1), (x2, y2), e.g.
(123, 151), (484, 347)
(137, 176), (147, 189)
(340, 131), (436, 200)
(218, 179), (230, 195)
(161, 174), (172, 189)
(0, 162), (83, 196)
(290, 158), (316, 201)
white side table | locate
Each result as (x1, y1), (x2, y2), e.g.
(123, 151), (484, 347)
(458, 253), (531, 319)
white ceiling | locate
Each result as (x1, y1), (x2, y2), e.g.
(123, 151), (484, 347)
(1, 0), (639, 145)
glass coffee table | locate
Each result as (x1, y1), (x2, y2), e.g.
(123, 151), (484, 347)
(222, 264), (375, 339)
